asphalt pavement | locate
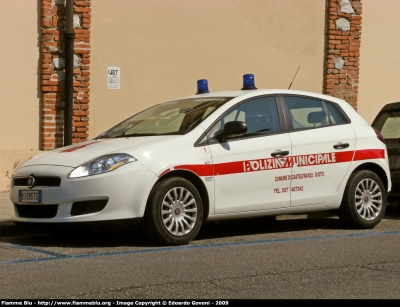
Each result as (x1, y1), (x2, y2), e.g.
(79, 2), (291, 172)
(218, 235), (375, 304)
(1, 189), (400, 299)
(1, 191), (400, 299)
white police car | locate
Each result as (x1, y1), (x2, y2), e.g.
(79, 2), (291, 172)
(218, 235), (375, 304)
(10, 74), (391, 245)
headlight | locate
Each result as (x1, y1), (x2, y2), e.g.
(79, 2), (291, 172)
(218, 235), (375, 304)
(69, 154), (136, 178)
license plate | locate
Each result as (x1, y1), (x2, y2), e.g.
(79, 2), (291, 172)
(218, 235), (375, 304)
(19, 190), (42, 203)
(389, 156), (400, 168)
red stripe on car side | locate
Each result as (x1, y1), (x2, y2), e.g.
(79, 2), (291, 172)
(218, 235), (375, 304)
(332, 150), (355, 163)
(353, 149), (385, 161)
(172, 149), (384, 177)
(174, 164), (214, 176)
(158, 168), (171, 178)
(59, 140), (107, 153)
(214, 161), (248, 175)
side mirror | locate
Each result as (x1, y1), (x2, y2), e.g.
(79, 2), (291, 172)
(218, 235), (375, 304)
(217, 121), (247, 141)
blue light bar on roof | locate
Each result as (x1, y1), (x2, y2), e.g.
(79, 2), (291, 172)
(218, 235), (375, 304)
(196, 79), (209, 95)
(241, 74), (257, 90)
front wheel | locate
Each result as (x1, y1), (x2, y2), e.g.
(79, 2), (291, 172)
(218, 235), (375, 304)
(142, 177), (203, 245)
(338, 170), (386, 229)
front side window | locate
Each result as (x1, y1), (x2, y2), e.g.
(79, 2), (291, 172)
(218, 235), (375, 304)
(97, 97), (232, 138)
(207, 96), (280, 141)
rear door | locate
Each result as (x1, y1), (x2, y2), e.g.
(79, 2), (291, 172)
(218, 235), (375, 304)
(280, 95), (356, 207)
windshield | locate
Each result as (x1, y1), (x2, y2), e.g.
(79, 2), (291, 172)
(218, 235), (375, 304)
(373, 110), (400, 139)
(97, 97), (232, 138)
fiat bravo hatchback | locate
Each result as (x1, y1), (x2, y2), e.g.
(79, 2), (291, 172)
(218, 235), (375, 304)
(10, 75), (391, 245)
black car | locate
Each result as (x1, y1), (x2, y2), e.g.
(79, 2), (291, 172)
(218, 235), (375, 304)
(372, 102), (400, 212)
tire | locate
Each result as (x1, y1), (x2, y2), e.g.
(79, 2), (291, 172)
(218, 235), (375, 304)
(264, 215), (277, 222)
(142, 177), (203, 245)
(338, 170), (386, 229)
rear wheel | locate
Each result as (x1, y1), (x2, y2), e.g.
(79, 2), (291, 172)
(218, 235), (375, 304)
(142, 177), (203, 245)
(338, 170), (386, 229)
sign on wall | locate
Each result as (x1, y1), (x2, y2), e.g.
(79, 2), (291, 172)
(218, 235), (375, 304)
(107, 66), (120, 89)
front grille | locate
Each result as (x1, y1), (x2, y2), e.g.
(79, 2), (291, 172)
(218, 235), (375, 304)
(13, 177), (61, 187)
(16, 204), (58, 218)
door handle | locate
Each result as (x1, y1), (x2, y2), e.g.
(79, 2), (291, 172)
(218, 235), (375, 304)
(271, 150), (290, 157)
(333, 142), (350, 149)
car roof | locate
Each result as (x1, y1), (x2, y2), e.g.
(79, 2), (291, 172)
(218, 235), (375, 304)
(180, 89), (347, 105)
(379, 101), (400, 112)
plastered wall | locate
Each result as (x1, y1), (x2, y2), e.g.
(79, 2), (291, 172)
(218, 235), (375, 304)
(358, 0), (400, 124)
(90, 0), (326, 137)
(0, 1), (42, 191)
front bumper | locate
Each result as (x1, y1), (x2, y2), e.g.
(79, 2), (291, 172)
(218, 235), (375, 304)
(9, 162), (157, 224)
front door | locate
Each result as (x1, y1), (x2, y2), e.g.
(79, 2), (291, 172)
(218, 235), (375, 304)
(207, 96), (292, 214)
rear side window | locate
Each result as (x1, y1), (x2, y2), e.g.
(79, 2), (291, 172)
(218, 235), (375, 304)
(325, 102), (346, 125)
(283, 96), (346, 130)
(373, 111), (400, 139)
(284, 96), (327, 129)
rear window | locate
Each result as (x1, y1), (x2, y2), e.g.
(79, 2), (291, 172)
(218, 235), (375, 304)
(373, 110), (400, 139)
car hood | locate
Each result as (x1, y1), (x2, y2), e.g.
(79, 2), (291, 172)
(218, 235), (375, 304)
(21, 136), (180, 168)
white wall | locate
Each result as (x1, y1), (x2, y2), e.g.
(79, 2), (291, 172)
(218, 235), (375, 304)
(0, 1), (42, 191)
(358, 0), (400, 124)
(90, 0), (326, 137)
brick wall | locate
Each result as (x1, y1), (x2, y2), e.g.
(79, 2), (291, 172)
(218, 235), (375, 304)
(323, 0), (362, 109)
(40, 0), (91, 150)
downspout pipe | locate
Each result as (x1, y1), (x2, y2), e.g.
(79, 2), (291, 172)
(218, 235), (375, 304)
(64, 0), (75, 146)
